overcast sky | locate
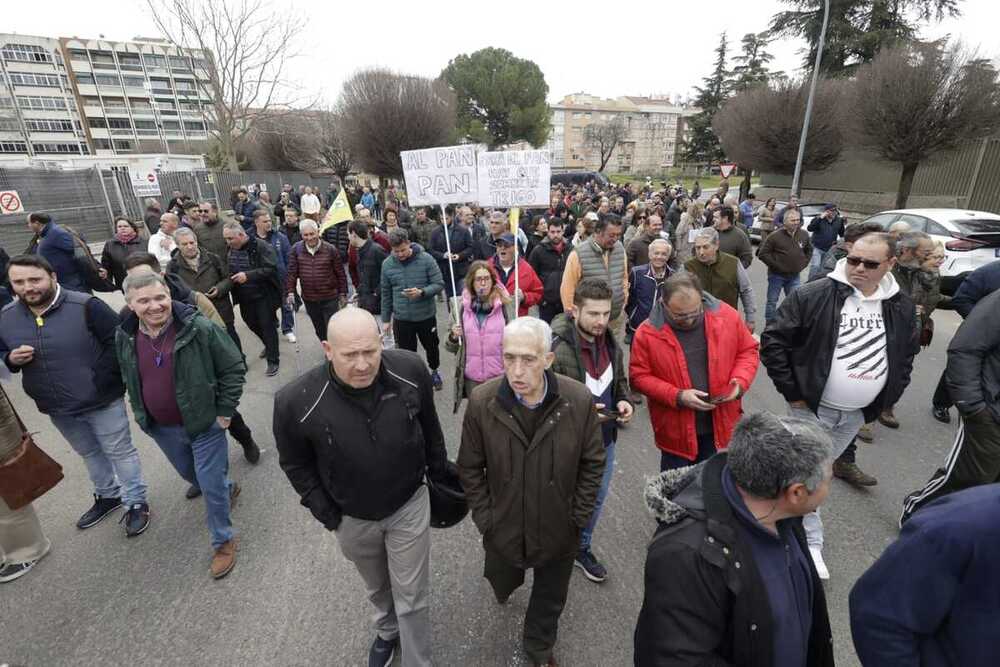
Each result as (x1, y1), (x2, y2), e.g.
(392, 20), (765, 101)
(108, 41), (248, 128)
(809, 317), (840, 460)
(10, 0), (999, 106)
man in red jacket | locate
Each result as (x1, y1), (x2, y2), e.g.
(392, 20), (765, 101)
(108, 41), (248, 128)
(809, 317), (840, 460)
(630, 272), (759, 470)
(285, 220), (348, 342)
(489, 233), (543, 317)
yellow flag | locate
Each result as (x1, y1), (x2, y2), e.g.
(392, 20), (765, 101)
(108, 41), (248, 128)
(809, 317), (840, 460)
(509, 207), (520, 237)
(320, 187), (353, 234)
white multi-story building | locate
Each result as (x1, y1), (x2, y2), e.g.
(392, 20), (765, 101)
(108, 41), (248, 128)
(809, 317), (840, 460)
(0, 32), (214, 159)
(546, 93), (698, 174)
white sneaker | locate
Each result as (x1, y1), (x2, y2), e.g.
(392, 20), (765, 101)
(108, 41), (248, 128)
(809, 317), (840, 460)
(285, 332), (297, 343)
(809, 546), (830, 580)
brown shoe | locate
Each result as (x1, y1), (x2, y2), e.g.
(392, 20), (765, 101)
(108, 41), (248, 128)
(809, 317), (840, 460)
(856, 423), (874, 443)
(210, 539), (237, 579)
(878, 410), (900, 429)
(833, 460), (878, 487)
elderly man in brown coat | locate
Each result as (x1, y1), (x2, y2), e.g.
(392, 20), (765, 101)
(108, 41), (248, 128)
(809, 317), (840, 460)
(458, 316), (605, 667)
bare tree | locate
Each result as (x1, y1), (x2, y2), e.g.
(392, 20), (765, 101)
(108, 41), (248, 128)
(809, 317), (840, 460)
(713, 78), (846, 179)
(851, 41), (1000, 208)
(147, 0), (314, 171)
(582, 117), (627, 172)
(313, 110), (355, 185)
(338, 68), (457, 178)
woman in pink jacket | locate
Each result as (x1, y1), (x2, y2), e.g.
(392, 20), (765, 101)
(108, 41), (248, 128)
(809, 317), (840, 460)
(446, 260), (513, 413)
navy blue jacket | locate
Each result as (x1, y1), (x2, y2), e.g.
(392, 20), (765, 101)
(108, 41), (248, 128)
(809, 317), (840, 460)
(429, 223), (475, 280)
(0, 287), (124, 415)
(36, 222), (87, 292)
(950, 259), (1000, 318)
(849, 484), (1000, 666)
(233, 199), (259, 234)
(259, 230), (291, 283)
(625, 263), (671, 334)
(806, 214), (845, 252)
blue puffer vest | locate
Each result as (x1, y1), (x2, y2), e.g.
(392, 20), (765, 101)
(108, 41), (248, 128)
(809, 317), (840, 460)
(0, 289), (123, 415)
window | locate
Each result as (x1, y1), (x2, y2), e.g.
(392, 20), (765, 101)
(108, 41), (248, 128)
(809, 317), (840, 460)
(69, 49), (88, 61)
(32, 142), (82, 154)
(144, 54), (167, 68)
(162, 120), (181, 130)
(17, 96), (67, 110)
(24, 118), (74, 132)
(0, 118), (20, 131)
(0, 141), (28, 153)
(112, 139), (133, 150)
(88, 118), (108, 128)
(183, 120), (205, 131)
(149, 77), (171, 92)
(122, 76), (145, 88)
(94, 138), (112, 149)
(8, 72), (61, 88)
(2, 43), (52, 63)
(174, 79), (196, 91)
(76, 73), (95, 85)
(0, 97), (14, 109)
(861, 213), (899, 230)
(895, 214), (929, 233)
(133, 120), (157, 129)
(130, 100), (153, 112)
(102, 97), (127, 110)
(79, 143), (89, 154)
(169, 55), (191, 70)
(95, 74), (120, 87)
(106, 117), (132, 129)
(192, 57), (209, 70)
(926, 220), (950, 237)
(118, 54), (142, 70)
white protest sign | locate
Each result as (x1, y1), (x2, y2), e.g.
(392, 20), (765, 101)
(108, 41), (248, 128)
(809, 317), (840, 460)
(130, 170), (162, 197)
(401, 145), (478, 206)
(476, 149), (551, 208)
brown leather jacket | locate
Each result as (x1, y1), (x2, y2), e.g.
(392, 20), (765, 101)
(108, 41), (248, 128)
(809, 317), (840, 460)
(457, 371), (604, 568)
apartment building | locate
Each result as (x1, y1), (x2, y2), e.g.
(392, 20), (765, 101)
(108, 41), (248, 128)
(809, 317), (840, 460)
(0, 32), (213, 159)
(547, 93), (698, 174)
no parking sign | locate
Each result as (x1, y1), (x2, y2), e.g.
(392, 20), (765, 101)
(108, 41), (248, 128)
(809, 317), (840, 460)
(0, 190), (24, 215)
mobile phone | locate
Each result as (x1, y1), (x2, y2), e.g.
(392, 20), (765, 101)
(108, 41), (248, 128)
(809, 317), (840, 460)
(598, 408), (621, 420)
(708, 395), (728, 404)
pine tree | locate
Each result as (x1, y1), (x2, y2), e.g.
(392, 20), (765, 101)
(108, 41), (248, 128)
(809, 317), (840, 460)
(731, 33), (776, 91)
(769, 0), (963, 76)
(681, 33), (729, 164)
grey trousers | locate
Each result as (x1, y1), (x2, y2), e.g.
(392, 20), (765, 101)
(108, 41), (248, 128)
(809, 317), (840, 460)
(336, 484), (431, 667)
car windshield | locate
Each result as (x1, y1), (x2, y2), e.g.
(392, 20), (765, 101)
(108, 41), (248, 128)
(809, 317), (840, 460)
(950, 218), (1000, 235)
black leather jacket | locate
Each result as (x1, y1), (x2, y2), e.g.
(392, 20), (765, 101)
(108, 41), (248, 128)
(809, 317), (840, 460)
(760, 276), (918, 422)
(946, 288), (1000, 421)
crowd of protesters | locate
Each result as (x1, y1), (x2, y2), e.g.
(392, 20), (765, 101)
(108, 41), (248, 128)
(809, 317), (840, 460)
(1, 173), (997, 667)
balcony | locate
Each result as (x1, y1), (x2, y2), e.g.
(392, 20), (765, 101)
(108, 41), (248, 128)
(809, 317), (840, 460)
(91, 61), (118, 71)
(135, 129), (159, 136)
(110, 128), (134, 136)
(119, 63), (143, 72)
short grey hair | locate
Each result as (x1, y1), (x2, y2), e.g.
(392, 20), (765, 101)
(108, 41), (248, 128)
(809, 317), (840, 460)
(223, 221), (246, 235)
(387, 228), (410, 247)
(896, 230), (931, 256)
(694, 227), (719, 245)
(299, 219), (318, 233)
(159, 212), (179, 227)
(649, 238), (673, 253)
(888, 220), (911, 235)
(123, 271), (169, 300)
(723, 195), (738, 207)
(503, 316), (552, 354)
(727, 412), (833, 499)
(174, 227), (197, 242)
(489, 209), (506, 222)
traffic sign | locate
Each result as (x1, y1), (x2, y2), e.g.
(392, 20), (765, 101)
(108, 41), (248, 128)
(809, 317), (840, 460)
(720, 163), (737, 178)
(0, 190), (24, 215)
(130, 170), (162, 197)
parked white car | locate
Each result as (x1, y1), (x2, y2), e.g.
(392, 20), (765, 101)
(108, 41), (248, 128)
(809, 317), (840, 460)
(860, 208), (1000, 294)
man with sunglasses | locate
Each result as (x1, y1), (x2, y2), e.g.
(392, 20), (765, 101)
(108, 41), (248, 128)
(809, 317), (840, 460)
(761, 232), (918, 579)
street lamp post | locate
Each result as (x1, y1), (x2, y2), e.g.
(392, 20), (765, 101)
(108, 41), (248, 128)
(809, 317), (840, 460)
(790, 0), (831, 198)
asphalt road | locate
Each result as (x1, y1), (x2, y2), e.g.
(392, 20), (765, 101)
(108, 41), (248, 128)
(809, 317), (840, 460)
(1, 259), (965, 667)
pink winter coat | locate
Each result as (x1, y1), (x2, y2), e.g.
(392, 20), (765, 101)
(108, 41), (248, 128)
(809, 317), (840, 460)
(461, 290), (507, 383)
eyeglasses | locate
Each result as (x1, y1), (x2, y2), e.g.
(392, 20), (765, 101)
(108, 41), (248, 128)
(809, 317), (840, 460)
(199, 209), (211, 213)
(845, 256), (884, 270)
(473, 276), (492, 284)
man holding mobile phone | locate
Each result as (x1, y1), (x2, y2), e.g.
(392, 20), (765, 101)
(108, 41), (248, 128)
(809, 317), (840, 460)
(630, 273), (759, 472)
(550, 278), (633, 584)
(380, 229), (446, 390)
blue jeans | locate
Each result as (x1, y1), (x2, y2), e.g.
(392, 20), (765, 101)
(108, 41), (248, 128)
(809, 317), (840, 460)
(148, 422), (234, 548)
(765, 272), (801, 323)
(280, 301), (295, 334)
(580, 442), (615, 551)
(807, 248), (827, 282)
(50, 398), (147, 505)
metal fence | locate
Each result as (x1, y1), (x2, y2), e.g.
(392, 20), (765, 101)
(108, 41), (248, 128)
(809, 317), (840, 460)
(0, 166), (336, 252)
